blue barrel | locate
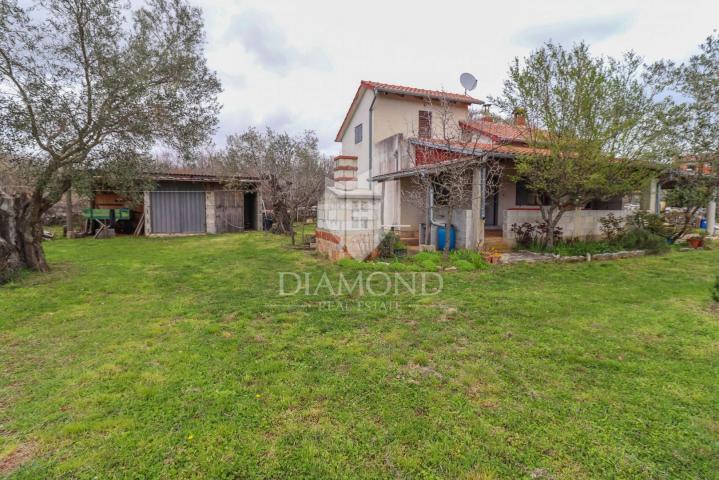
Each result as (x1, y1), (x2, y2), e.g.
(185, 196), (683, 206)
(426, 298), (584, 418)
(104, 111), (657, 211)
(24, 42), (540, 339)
(437, 225), (456, 251)
(700, 218), (708, 230)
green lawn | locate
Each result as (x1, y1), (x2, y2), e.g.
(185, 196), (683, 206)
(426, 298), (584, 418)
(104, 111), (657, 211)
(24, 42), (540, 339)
(1, 233), (718, 479)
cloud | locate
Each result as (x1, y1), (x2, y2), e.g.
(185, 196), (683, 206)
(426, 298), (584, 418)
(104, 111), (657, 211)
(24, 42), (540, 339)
(262, 109), (294, 131)
(225, 10), (331, 74)
(514, 14), (634, 48)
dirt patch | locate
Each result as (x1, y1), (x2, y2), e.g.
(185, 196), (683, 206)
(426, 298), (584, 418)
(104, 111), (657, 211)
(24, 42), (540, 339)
(0, 442), (35, 476)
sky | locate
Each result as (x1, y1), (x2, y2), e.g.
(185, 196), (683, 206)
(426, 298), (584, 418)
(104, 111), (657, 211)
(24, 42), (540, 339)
(192, 0), (719, 154)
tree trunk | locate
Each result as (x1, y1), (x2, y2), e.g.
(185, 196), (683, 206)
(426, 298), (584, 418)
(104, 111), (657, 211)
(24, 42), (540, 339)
(424, 187), (433, 245)
(65, 189), (74, 237)
(540, 205), (564, 249)
(671, 207), (699, 242)
(0, 193), (49, 281)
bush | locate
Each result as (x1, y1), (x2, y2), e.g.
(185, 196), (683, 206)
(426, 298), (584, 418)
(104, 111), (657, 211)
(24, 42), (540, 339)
(510, 222), (563, 247)
(599, 213), (625, 242)
(378, 231), (402, 258)
(626, 211), (669, 237)
(617, 228), (670, 254)
(523, 239), (618, 256)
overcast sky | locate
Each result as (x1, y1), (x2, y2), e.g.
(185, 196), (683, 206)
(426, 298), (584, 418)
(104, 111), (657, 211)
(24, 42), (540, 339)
(193, 0), (718, 154)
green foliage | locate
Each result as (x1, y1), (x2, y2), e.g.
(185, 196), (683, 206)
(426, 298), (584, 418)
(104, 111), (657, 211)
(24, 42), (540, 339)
(375, 231), (407, 259)
(626, 211), (670, 237)
(523, 240), (620, 256)
(648, 32), (719, 163)
(520, 225), (670, 256)
(450, 250), (488, 269)
(599, 213), (625, 242)
(617, 228), (670, 254)
(494, 42), (664, 247)
(713, 276), (719, 302)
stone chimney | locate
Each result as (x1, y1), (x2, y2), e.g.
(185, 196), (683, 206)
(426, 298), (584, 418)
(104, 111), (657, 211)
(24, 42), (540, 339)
(513, 108), (527, 126)
(333, 155), (358, 190)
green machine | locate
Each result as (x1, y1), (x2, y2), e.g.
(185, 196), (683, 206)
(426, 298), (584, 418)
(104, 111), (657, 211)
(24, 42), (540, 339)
(82, 208), (130, 237)
(82, 208), (130, 221)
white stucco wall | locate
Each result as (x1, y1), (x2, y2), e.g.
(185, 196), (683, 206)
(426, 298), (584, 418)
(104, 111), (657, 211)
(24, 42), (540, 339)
(339, 89), (374, 189)
(338, 90), (471, 187)
(503, 209), (629, 246)
(372, 93), (470, 144)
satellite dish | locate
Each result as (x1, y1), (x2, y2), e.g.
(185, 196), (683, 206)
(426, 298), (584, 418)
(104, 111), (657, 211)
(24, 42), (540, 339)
(460, 72), (478, 93)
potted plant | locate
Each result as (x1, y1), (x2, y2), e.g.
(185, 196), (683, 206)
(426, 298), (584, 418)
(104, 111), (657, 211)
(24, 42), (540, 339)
(393, 239), (408, 258)
(687, 233), (705, 249)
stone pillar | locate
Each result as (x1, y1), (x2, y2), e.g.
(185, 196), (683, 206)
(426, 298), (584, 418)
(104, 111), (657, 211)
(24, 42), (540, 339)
(640, 178), (658, 214)
(205, 191), (216, 234)
(143, 191), (151, 235)
(471, 166), (485, 250)
(707, 199), (716, 237)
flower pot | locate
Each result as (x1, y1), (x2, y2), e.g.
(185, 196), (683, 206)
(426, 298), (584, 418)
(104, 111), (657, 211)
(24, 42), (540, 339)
(687, 237), (704, 249)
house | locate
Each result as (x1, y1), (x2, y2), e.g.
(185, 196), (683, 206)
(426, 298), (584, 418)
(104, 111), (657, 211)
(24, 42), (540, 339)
(90, 169), (262, 236)
(316, 80), (655, 259)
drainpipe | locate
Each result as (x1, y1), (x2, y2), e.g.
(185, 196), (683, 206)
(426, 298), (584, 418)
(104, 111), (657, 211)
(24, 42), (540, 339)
(368, 89), (377, 185)
(369, 89), (379, 234)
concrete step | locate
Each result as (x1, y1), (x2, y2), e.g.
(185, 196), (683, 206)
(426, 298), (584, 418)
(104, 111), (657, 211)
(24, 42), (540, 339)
(400, 236), (419, 246)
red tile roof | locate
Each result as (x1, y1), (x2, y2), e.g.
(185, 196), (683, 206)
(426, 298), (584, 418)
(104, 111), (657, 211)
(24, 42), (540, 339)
(335, 80), (483, 142)
(361, 81), (483, 105)
(411, 138), (549, 158)
(460, 120), (529, 144)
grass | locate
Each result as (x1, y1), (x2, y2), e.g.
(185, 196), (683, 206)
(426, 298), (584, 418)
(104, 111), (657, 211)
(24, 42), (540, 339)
(1, 233), (718, 479)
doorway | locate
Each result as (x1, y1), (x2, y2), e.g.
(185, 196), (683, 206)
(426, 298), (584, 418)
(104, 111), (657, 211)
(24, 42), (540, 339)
(243, 191), (256, 230)
(484, 191), (499, 227)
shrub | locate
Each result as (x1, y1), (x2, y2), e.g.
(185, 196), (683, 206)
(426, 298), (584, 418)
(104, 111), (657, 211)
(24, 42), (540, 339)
(510, 222), (536, 246)
(523, 239), (618, 256)
(617, 228), (670, 254)
(626, 211), (669, 237)
(553, 241), (617, 256)
(510, 222), (563, 246)
(599, 213), (625, 242)
(378, 231), (400, 258)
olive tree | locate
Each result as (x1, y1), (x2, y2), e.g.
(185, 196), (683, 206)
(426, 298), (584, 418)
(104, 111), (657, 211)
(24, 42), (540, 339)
(0, 0), (221, 276)
(493, 42), (665, 247)
(224, 127), (330, 242)
(649, 32), (719, 237)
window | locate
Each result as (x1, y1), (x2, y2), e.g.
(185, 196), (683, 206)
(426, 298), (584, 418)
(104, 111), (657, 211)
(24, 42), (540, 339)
(585, 197), (623, 210)
(515, 181), (549, 206)
(418, 110), (432, 138)
(354, 124), (363, 144)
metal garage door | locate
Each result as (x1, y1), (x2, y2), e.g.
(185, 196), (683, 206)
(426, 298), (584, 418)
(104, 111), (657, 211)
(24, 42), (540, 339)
(150, 191), (206, 234)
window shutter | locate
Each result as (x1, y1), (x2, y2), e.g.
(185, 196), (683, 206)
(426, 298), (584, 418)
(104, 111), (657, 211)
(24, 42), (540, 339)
(418, 111), (432, 138)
